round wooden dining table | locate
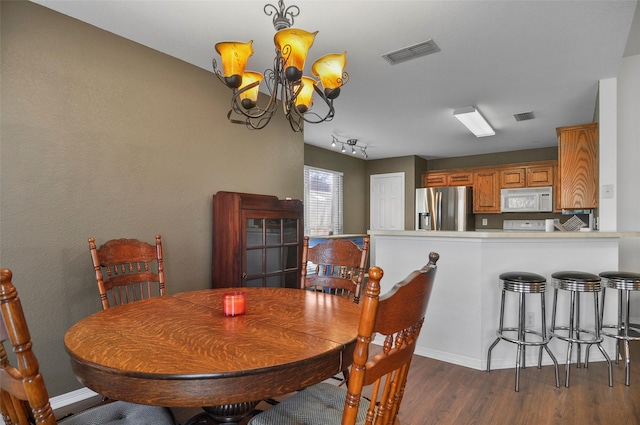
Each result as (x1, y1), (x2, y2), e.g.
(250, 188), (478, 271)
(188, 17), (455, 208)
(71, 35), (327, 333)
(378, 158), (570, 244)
(64, 288), (361, 423)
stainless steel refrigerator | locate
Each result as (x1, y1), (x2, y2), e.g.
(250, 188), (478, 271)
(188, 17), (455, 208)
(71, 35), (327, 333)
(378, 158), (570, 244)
(415, 187), (474, 231)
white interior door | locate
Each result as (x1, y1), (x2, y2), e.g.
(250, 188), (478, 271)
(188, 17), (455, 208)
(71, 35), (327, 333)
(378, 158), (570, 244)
(370, 172), (405, 230)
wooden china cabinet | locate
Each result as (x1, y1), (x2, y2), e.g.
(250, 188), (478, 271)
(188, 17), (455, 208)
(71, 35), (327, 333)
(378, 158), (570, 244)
(212, 192), (304, 289)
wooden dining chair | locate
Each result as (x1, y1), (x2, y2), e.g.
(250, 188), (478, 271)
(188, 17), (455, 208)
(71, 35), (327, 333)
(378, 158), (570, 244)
(0, 268), (176, 425)
(248, 252), (440, 425)
(88, 235), (166, 310)
(301, 236), (370, 304)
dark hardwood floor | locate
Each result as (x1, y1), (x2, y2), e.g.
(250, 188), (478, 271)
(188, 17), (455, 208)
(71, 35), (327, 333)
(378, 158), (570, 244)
(397, 342), (639, 425)
(172, 341), (639, 425)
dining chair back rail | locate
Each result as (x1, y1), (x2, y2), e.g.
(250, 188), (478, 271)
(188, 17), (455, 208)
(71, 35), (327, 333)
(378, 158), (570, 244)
(88, 235), (165, 310)
(301, 236), (370, 304)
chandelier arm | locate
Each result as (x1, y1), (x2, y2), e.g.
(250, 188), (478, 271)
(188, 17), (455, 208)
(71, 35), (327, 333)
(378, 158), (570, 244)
(297, 84), (336, 124)
(212, 58), (230, 86)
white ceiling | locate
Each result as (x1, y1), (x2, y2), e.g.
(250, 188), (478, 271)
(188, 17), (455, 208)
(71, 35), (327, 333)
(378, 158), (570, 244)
(31, 0), (639, 160)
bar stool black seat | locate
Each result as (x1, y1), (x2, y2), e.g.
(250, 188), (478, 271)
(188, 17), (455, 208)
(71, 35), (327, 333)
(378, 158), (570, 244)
(599, 270), (640, 386)
(487, 271), (559, 392)
(550, 271), (612, 387)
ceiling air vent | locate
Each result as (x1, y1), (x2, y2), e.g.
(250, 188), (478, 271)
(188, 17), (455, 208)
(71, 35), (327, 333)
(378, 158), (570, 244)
(382, 39), (440, 65)
(513, 111), (535, 122)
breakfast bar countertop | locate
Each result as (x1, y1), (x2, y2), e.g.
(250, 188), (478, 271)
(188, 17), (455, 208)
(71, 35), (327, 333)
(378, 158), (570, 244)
(368, 230), (640, 239)
(366, 229), (638, 371)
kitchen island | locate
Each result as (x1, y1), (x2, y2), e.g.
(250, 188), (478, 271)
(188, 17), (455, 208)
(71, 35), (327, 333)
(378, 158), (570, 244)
(367, 230), (640, 370)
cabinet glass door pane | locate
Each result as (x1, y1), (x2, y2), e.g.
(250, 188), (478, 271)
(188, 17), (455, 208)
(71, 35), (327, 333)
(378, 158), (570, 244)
(246, 278), (263, 288)
(246, 249), (263, 275)
(284, 246), (298, 270)
(266, 247), (282, 273)
(246, 219), (263, 246)
(266, 218), (282, 244)
(283, 218), (298, 243)
(284, 271), (298, 289)
(266, 276), (281, 288)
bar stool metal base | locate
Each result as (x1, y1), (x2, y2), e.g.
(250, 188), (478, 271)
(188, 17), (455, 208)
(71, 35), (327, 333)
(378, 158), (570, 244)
(599, 271), (640, 386)
(487, 272), (560, 392)
(550, 271), (612, 388)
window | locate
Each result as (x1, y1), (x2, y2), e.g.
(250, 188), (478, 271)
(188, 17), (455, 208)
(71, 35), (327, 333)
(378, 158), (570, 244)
(304, 166), (343, 236)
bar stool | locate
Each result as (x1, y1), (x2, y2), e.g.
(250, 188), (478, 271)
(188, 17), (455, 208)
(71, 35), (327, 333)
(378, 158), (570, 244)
(550, 271), (612, 387)
(599, 271), (640, 386)
(487, 272), (559, 392)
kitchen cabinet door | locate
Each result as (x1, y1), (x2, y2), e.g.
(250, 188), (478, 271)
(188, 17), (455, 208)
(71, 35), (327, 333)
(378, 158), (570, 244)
(423, 172), (447, 187)
(500, 167), (526, 188)
(423, 170), (473, 187)
(447, 171), (474, 186)
(557, 123), (598, 209)
(473, 170), (500, 213)
(526, 164), (554, 187)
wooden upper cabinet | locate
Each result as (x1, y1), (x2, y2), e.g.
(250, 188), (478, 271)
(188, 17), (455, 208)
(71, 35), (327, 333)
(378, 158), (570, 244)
(500, 167), (526, 188)
(500, 164), (554, 188)
(448, 171), (474, 186)
(473, 170), (500, 213)
(557, 123), (598, 209)
(422, 160), (557, 214)
(423, 170), (473, 187)
(423, 172), (447, 187)
(526, 164), (554, 187)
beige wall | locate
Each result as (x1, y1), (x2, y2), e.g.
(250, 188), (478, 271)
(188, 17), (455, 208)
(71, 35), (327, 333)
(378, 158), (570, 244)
(304, 145), (367, 234)
(0, 1), (303, 396)
(426, 146), (558, 171)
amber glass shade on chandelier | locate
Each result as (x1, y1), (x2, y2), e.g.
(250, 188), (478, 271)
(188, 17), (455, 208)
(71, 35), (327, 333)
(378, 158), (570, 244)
(312, 51), (347, 100)
(274, 28), (318, 82)
(215, 41), (254, 89)
(295, 77), (317, 113)
(238, 72), (264, 109)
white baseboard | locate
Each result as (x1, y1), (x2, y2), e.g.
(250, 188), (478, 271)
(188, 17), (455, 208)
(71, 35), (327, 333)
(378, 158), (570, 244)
(50, 387), (101, 419)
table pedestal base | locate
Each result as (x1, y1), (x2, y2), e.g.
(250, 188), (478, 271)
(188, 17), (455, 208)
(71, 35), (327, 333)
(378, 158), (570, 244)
(184, 401), (259, 425)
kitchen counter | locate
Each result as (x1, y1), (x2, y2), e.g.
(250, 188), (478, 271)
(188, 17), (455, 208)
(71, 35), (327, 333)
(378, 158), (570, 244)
(367, 230), (639, 371)
(369, 229), (640, 238)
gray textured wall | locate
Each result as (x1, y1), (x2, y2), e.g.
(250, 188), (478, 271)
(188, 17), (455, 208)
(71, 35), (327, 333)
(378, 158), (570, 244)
(1, 1), (303, 396)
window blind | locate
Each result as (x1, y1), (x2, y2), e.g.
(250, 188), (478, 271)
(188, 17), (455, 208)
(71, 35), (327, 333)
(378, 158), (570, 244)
(304, 166), (343, 236)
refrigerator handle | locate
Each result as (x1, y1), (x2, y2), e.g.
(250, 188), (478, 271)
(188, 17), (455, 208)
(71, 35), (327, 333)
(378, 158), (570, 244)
(435, 191), (442, 230)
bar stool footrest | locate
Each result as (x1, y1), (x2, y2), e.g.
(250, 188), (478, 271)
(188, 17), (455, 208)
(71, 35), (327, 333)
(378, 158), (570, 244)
(496, 328), (552, 347)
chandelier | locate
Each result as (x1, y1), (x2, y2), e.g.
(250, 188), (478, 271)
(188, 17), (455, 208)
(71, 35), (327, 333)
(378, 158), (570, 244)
(213, 1), (348, 132)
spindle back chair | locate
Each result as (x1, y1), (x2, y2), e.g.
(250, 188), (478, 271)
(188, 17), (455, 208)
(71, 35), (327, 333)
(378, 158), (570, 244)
(301, 236), (369, 304)
(88, 235), (165, 310)
(0, 268), (176, 425)
(248, 252), (440, 425)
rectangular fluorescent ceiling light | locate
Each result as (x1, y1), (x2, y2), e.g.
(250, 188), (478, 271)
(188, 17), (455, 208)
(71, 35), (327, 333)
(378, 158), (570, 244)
(453, 106), (495, 137)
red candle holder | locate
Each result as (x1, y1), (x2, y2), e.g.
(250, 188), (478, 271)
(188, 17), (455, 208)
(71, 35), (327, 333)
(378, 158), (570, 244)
(222, 291), (246, 317)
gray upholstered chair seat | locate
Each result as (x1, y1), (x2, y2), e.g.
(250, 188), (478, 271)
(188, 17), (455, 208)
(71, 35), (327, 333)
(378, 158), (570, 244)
(60, 401), (175, 425)
(248, 383), (370, 425)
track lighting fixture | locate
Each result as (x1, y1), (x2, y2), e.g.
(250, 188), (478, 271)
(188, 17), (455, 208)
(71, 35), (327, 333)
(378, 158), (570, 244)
(330, 136), (368, 158)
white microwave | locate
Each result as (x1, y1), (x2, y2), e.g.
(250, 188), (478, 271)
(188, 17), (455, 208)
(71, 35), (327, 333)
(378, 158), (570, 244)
(500, 187), (553, 212)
